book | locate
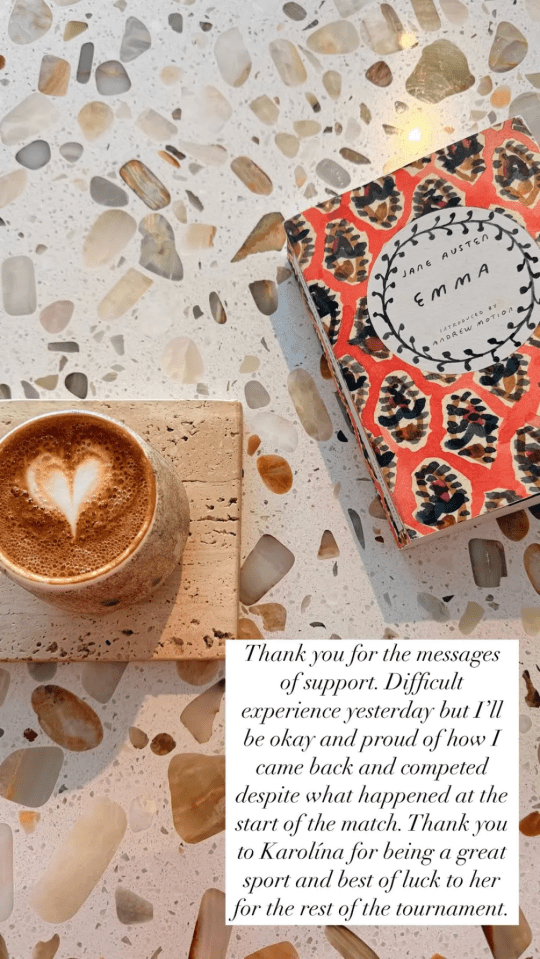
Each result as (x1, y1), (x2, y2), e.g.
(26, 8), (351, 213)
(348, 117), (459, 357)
(285, 117), (540, 548)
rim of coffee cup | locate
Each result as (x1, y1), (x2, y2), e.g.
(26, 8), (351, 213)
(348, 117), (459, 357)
(0, 407), (158, 587)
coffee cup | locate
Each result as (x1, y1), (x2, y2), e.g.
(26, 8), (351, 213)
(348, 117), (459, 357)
(0, 409), (190, 614)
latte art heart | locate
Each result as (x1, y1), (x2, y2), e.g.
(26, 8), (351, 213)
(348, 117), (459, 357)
(26, 455), (106, 538)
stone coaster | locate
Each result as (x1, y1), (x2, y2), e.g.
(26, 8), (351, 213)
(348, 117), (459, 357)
(0, 400), (242, 661)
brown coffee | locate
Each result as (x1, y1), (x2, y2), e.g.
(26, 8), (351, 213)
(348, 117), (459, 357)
(0, 413), (156, 581)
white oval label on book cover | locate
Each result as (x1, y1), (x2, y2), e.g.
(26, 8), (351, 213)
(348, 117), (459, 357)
(367, 206), (540, 374)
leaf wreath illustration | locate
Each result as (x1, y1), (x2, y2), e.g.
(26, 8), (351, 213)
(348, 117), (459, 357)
(369, 208), (540, 372)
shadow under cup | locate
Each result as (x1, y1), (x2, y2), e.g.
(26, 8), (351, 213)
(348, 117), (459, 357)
(0, 409), (190, 615)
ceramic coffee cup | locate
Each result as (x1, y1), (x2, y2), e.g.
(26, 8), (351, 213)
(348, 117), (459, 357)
(0, 409), (190, 614)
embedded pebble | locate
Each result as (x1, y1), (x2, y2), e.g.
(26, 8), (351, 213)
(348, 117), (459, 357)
(40, 300), (74, 333)
(169, 13), (183, 32)
(0, 671), (9, 708)
(8, 0), (53, 44)
(95, 60), (131, 95)
(98, 268), (152, 320)
(120, 16), (151, 62)
(519, 812), (540, 836)
(489, 21), (528, 72)
(231, 212), (285, 262)
(269, 39), (307, 86)
(178, 142), (227, 166)
(318, 529), (339, 559)
(250, 603), (287, 631)
(247, 434), (261, 455)
(348, 508), (365, 549)
(30, 798), (127, 923)
(521, 607), (540, 635)
(249, 279), (278, 315)
(482, 910), (532, 959)
(524, 543), (540, 594)
(209, 291), (227, 324)
(15, 139), (50, 170)
(38, 55), (70, 96)
(31, 685), (103, 751)
(417, 592), (450, 622)
(365, 60), (393, 86)
(2, 256), (37, 315)
(188, 889), (231, 959)
(340, 147), (370, 164)
(323, 70), (341, 98)
(315, 158), (351, 188)
(245, 946), (298, 959)
(283, 3), (306, 19)
(439, 0), (468, 23)
(0, 747), (63, 806)
(294, 120), (321, 137)
(245, 381), (270, 409)
(410, 0), (441, 30)
(288, 368), (333, 441)
(491, 86), (512, 108)
(59, 141), (83, 161)
(180, 680), (225, 743)
(256, 455), (293, 493)
(28, 664), (56, 682)
(361, 7), (407, 54)
(275, 132), (300, 157)
(252, 411), (298, 453)
(250, 95), (279, 124)
(151, 733), (176, 755)
(0, 92), (59, 146)
(116, 887), (153, 924)
(458, 601), (484, 635)
(496, 510), (529, 541)
(469, 538), (507, 588)
(120, 159), (170, 210)
(83, 210), (136, 267)
(65, 372), (87, 398)
(214, 28), (251, 86)
(177, 661), (221, 686)
(129, 727), (149, 749)
(77, 101), (113, 140)
(19, 810), (41, 833)
(406, 40), (474, 102)
(136, 109), (177, 142)
(81, 663), (127, 703)
(129, 795), (156, 831)
(0, 826), (12, 922)
(231, 156), (272, 195)
(181, 86), (232, 137)
(238, 618), (263, 639)
(176, 224), (216, 253)
(168, 754), (225, 842)
(307, 21), (360, 54)
(0, 169), (27, 208)
(161, 337), (204, 382)
(139, 215), (182, 279)
(64, 20), (87, 40)
(240, 534), (295, 605)
(325, 926), (381, 959)
(32, 935), (60, 959)
(90, 176), (128, 207)
(76, 42), (94, 84)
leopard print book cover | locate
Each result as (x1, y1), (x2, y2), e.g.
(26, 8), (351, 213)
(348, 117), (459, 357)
(285, 118), (540, 546)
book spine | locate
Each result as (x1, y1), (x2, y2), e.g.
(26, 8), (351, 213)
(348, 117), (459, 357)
(286, 240), (410, 549)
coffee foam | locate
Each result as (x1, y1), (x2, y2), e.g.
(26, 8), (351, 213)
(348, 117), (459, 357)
(0, 414), (155, 581)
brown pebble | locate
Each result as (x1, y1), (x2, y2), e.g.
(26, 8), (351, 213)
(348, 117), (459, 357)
(31, 685), (103, 752)
(524, 543), (540, 594)
(523, 669), (540, 707)
(318, 529), (339, 559)
(365, 60), (392, 86)
(247, 434), (261, 456)
(257, 454), (293, 494)
(19, 810), (41, 834)
(320, 353), (332, 380)
(496, 509), (529, 541)
(0, 57), (5, 71)
(238, 618), (263, 639)
(24, 728), (38, 742)
(129, 726), (149, 749)
(519, 811), (540, 836)
(250, 603), (287, 632)
(151, 733), (176, 755)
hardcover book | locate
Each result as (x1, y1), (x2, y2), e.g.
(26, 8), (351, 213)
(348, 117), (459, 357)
(285, 117), (540, 548)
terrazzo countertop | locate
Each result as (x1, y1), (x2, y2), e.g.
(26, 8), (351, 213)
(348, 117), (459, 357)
(1, 0), (540, 956)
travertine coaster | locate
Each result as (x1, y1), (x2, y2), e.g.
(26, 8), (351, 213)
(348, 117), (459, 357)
(0, 400), (242, 661)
